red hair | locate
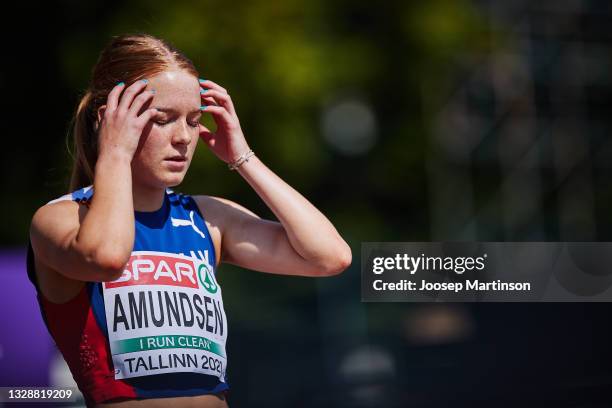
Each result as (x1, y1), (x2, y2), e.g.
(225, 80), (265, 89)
(68, 33), (199, 191)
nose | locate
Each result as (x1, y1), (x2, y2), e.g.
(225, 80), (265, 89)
(171, 121), (193, 145)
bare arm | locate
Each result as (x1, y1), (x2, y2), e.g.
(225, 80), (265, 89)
(30, 79), (158, 282)
(196, 80), (352, 277)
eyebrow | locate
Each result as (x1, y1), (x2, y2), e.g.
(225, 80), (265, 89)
(154, 107), (202, 115)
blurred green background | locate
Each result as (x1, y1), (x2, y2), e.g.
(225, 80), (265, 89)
(2, 0), (612, 406)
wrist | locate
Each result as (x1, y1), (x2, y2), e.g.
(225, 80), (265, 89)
(97, 149), (133, 166)
(228, 149), (255, 171)
(236, 153), (260, 176)
(95, 151), (133, 178)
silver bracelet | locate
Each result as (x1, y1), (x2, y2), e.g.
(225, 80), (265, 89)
(228, 149), (255, 170)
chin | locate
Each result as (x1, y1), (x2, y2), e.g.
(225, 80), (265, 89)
(135, 164), (190, 189)
(163, 174), (186, 188)
(147, 171), (187, 189)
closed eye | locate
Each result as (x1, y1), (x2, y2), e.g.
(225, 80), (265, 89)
(154, 119), (199, 128)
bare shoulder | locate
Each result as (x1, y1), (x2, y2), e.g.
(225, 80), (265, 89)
(191, 195), (260, 265)
(30, 199), (85, 249)
(190, 196), (229, 267)
(191, 195), (259, 224)
(30, 200), (87, 304)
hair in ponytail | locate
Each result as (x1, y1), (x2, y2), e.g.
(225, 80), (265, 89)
(69, 91), (96, 191)
(68, 33), (199, 192)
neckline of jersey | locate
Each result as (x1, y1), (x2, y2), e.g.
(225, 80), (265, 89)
(134, 190), (170, 226)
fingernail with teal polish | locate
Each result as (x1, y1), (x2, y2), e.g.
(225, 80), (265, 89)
(199, 78), (206, 83)
(117, 81), (125, 86)
(200, 89), (208, 94)
(200, 105), (207, 110)
(142, 79), (148, 83)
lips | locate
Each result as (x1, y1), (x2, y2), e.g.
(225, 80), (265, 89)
(165, 156), (187, 162)
(164, 155), (188, 171)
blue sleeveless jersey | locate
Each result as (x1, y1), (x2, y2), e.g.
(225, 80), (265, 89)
(27, 186), (230, 405)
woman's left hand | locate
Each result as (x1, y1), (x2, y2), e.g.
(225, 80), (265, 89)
(198, 79), (251, 164)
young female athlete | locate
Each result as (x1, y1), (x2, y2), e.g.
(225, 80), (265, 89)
(27, 33), (352, 407)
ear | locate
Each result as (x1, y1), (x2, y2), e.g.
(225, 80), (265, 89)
(95, 105), (107, 131)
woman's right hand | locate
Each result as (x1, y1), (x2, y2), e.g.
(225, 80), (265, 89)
(97, 79), (158, 160)
(30, 81), (159, 287)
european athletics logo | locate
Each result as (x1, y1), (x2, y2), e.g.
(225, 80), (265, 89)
(198, 264), (218, 294)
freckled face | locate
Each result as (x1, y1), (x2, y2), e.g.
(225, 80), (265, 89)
(131, 69), (201, 189)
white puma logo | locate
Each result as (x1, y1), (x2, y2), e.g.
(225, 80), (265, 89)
(170, 211), (206, 239)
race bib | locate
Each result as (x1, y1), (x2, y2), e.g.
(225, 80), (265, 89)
(102, 251), (227, 381)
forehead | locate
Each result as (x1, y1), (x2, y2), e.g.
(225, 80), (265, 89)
(148, 69), (200, 110)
